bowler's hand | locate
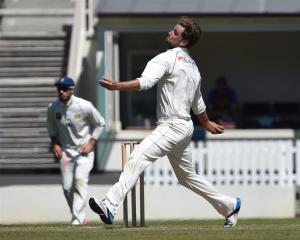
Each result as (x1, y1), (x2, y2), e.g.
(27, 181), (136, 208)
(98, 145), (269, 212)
(99, 77), (118, 91)
(203, 121), (224, 135)
(52, 143), (63, 160)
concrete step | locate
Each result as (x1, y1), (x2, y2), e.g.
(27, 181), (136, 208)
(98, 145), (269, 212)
(0, 93), (56, 98)
(0, 86), (57, 95)
(0, 121), (47, 128)
(0, 154), (54, 163)
(0, 107), (46, 112)
(0, 142), (50, 148)
(0, 126), (47, 132)
(0, 40), (66, 47)
(0, 57), (65, 67)
(0, 86), (56, 92)
(0, 77), (56, 86)
(0, 121), (46, 127)
(0, 71), (63, 78)
(0, 113), (47, 118)
(0, 96), (54, 102)
(0, 50), (65, 57)
(0, 130), (48, 138)
(0, 159), (56, 164)
(0, 147), (50, 154)
(0, 51), (65, 57)
(0, 161), (58, 169)
(0, 116), (48, 127)
(3, 0), (74, 9)
(0, 46), (65, 51)
(0, 137), (49, 143)
(0, 103), (51, 108)
(1, 17), (73, 33)
(0, 61), (65, 67)
(0, 159), (55, 164)
(0, 99), (53, 105)
(0, 109), (47, 118)
(0, 116), (46, 122)
(0, 56), (64, 62)
(0, 66), (63, 72)
(0, 32), (68, 39)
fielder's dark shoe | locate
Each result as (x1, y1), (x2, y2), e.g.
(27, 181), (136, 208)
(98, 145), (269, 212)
(89, 197), (114, 224)
(224, 197), (241, 228)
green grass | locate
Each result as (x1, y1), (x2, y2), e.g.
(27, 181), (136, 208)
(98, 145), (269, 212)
(1, 219), (300, 240)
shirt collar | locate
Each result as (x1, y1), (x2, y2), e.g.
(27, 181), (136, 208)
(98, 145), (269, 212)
(170, 47), (189, 55)
(178, 47), (189, 55)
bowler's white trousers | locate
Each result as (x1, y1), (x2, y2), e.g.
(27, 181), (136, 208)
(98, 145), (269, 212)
(60, 151), (94, 224)
(105, 118), (236, 217)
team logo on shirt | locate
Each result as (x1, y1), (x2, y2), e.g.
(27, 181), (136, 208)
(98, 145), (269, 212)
(177, 55), (184, 61)
(184, 58), (194, 65)
(177, 55), (195, 65)
(56, 112), (62, 120)
(74, 113), (81, 120)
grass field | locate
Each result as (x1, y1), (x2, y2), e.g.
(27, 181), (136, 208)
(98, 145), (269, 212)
(1, 219), (300, 240)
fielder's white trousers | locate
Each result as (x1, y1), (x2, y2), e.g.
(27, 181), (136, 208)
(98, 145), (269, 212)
(60, 151), (94, 224)
(105, 118), (236, 217)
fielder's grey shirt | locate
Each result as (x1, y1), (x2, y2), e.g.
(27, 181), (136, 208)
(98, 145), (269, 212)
(137, 47), (206, 120)
(47, 95), (105, 156)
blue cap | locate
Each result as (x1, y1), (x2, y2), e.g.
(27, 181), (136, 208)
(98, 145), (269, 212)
(55, 77), (75, 87)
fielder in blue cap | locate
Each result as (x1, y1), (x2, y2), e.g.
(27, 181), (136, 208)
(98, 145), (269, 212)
(54, 76), (75, 88)
(47, 75), (105, 224)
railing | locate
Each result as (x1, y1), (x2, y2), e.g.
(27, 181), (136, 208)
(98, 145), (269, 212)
(144, 139), (300, 187)
(67, 0), (95, 82)
(86, 0), (95, 37)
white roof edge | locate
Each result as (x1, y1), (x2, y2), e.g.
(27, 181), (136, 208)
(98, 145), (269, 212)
(96, 0), (300, 15)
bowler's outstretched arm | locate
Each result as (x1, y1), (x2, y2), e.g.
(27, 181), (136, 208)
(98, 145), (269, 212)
(99, 77), (140, 91)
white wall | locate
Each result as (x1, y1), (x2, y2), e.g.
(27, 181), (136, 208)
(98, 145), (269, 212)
(0, 185), (295, 224)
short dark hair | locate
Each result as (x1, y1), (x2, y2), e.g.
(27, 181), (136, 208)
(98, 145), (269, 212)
(177, 16), (201, 49)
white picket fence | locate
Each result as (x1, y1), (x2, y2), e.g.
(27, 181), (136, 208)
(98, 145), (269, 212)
(144, 139), (300, 187)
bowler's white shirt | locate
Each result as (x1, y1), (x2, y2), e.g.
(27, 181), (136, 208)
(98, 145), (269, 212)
(47, 95), (105, 154)
(137, 47), (206, 120)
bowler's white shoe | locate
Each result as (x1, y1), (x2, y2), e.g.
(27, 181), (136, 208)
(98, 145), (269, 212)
(224, 197), (241, 228)
(89, 197), (114, 224)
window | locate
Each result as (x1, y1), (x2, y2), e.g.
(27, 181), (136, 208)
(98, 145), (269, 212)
(120, 51), (158, 129)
